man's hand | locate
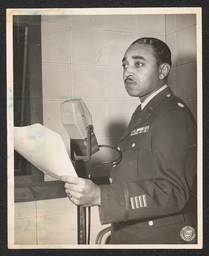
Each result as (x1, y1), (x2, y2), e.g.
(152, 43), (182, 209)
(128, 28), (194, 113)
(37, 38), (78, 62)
(60, 176), (101, 207)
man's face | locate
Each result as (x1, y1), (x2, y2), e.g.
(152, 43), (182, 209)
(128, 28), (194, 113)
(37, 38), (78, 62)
(122, 43), (161, 101)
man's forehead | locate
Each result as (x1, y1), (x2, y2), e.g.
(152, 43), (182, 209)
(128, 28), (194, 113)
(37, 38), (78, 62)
(123, 43), (155, 61)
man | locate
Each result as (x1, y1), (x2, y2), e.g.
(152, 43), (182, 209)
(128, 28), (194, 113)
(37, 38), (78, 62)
(61, 38), (197, 244)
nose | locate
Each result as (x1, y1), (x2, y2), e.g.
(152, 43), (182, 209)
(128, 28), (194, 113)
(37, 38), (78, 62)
(124, 69), (134, 79)
(124, 71), (133, 79)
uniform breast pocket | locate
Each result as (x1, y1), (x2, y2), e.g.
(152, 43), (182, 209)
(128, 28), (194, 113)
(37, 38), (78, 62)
(133, 133), (155, 181)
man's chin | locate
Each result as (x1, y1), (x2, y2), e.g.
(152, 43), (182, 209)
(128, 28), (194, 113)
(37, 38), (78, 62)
(126, 90), (140, 97)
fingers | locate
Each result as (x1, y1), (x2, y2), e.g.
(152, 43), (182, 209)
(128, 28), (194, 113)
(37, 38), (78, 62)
(60, 176), (87, 186)
(65, 188), (83, 205)
(60, 175), (79, 184)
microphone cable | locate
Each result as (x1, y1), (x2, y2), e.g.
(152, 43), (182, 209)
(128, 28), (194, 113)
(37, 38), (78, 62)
(89, 144), (122, 173)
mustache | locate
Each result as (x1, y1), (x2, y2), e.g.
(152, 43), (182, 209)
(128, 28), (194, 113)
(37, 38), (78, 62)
(125, 77), (135, 83)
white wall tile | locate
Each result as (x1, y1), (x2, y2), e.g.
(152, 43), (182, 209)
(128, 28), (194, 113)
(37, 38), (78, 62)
(42, 25), (70, 63)
(106, 66), (129, 100)
(72, 65), (105, 100)
(166, 14), (176, 34)
(137, 15), (166, 35)
(166, 33), (177, 66)
(176, 25), (196, 65)
(177, 62), (197, 99)
(42, 63), (71, 100)
(41, 15), (71, 26)
(15, 218), (37, 245)
(106, 15), (137, 32)
(15, 202), (37, 219)
(72, 29), (105, 64)
(37, 213), (77, 244)
(37, 198), (76, 216)
(107, 100), (139, 137)
(43, 100), (69, 139)
(106, 31), (139, 65)
(72, 15), (104, 29)
(168, 66), (178, 96)
(175, 14), (196, 31)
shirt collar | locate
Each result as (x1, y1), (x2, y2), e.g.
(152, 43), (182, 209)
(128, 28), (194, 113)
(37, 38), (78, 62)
(140, 84), (168, 110)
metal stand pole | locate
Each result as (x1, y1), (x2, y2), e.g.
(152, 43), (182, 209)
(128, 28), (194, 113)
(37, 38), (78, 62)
(74, 160), (87, 244)
(77, 206), (86, 244)
(71, 127), (93, 244)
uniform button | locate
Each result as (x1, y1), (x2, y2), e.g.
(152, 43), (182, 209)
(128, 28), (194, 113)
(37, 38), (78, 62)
(132, 143), (136, 148)
(178, 102), (184, 107)
(148, 221), (154, 226)
(109, 178), (113, 183)
(117, 147), (120, 151)
(167, 94), (171, 97)
(113, 164), (116, 168)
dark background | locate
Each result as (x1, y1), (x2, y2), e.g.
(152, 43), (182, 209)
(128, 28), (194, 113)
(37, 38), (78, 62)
(0, 0), (208, 255)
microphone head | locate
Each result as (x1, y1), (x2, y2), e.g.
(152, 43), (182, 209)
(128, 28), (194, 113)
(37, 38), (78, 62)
(60, 99), (99, 158)
(60, 99), (92, 139)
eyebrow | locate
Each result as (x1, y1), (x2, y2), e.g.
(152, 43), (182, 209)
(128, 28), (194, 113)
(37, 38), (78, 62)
(122, 56), (146, 62)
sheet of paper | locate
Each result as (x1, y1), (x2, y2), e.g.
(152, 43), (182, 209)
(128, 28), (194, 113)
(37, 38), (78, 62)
(14, 123), (77, 179)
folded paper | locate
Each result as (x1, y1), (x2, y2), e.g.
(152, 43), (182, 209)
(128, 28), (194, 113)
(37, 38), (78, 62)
(14, 123), (77, 179)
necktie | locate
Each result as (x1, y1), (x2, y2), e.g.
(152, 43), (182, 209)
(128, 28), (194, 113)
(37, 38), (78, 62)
(136, 104), (142, 113)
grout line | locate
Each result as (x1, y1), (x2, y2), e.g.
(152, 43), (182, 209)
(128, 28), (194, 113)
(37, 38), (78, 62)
(42, 61), (107, 66)
(175, 61), (197, 67)
(36, 210), (77, 218)
(166, 24), (196, 36)
(42, 22), (70, 28)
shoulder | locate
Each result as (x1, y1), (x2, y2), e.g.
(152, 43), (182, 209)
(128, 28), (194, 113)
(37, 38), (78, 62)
(156, 93), (195, 121)
(150, 93), (196, 137)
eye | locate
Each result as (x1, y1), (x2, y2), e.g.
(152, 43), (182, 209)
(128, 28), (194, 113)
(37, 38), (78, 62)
(135, 61), (143, 68)
(122, 63), (128, 70)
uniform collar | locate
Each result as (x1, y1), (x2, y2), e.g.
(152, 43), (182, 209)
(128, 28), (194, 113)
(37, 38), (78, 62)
(143, 86), (172, 114)
(140, 84), (168, 110)
(119, 87), (173, 142)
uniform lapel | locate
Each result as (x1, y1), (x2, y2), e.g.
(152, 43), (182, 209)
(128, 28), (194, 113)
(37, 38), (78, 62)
(119, 87), (173, 142)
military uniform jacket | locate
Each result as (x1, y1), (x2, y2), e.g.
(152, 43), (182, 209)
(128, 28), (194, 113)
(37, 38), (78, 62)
(99, 87), (197, 244)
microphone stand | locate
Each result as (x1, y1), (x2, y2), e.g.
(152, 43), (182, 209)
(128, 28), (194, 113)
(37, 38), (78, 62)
(70, 125), (93, 244)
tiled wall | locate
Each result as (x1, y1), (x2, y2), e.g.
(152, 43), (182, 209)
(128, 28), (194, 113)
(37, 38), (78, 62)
(166, 14), (197, 121)
(15, 198), (77, 245)
(14, 14), (197, 245)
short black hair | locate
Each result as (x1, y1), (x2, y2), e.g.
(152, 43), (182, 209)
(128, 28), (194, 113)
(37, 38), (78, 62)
(131, 37), (172, 67)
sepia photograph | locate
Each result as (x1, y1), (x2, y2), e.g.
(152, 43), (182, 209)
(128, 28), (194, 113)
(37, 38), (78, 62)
(6, 8), (202, 249)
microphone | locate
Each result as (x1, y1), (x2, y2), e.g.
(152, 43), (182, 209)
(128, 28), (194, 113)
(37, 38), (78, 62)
(60, 99), (99, 160)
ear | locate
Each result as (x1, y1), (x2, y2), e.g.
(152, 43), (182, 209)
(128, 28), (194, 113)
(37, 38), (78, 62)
(159, 63), (171, 79)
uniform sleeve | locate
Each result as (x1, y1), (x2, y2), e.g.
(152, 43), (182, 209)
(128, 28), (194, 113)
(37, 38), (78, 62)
(99, 108), (197, 224)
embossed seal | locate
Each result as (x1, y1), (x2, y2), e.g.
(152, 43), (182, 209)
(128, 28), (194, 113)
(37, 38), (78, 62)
(180, 226), (196, 242)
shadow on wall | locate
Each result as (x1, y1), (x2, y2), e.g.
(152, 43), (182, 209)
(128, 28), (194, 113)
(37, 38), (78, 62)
(108, 120), (127, 143)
